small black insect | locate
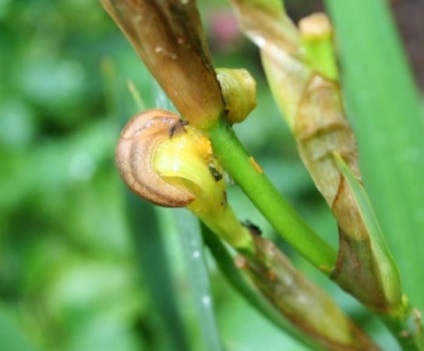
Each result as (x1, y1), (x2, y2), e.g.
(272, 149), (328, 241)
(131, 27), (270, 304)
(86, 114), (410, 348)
(169, 119), (189, 138)
(208, 163), (223, 182)
(241, 220), (262, 236)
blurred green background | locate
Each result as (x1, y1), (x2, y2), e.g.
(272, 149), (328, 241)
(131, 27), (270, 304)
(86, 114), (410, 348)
(1, 1), (422, 350)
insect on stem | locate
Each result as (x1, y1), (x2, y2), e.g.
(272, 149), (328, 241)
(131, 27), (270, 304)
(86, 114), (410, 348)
(169, 119), (189, 138)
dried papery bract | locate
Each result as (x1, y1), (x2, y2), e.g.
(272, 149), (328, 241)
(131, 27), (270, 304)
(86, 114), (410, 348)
(295, 76), (359, 207)
(230, 0), (312, 130)
(101, 0), (224, 128)
(238, 235), (380, 351)
(296, 76), (402, 312)
(230, 0), (402, 313)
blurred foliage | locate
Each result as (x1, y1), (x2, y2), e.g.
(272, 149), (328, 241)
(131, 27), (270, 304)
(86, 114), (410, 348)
(0, 1), (145, 350)
(0, 0), (420, 350)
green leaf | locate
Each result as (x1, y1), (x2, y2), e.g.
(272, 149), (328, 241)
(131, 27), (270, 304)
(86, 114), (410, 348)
(0, 303), (39, 351)
(333, 153), (402, 311)
(126, 194), (190, 351)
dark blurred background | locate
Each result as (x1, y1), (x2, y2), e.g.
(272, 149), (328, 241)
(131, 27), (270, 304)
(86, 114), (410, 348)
(0, 1), (422, 350)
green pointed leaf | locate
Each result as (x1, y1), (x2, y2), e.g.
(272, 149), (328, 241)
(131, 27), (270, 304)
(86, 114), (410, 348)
(0, 304), (39, 351)
(126, 194), (190, 351)
(333, 153), (402, 312)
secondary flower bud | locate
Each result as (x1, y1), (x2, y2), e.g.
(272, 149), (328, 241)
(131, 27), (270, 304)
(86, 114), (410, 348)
(216, 68), (257, 124)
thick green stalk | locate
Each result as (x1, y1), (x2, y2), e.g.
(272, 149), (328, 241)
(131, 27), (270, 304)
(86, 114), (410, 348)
(381, 308), (424, 351)
(208, 118), (336, 271)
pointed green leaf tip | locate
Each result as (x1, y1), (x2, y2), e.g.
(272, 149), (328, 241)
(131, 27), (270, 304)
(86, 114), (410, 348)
(333, 153), (402, 314)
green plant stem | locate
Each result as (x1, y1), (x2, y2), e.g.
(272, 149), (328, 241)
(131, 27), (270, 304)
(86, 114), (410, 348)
(381, 307), (424, 351)
(208, 118), (336, 271)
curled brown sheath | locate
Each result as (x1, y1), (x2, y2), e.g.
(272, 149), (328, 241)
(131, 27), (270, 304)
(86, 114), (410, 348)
(115, 109), (195, 207)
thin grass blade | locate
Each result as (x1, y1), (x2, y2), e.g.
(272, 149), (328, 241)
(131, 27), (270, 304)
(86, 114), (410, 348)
(126, 194), (190, 351)
(173, 209), (224, 351)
